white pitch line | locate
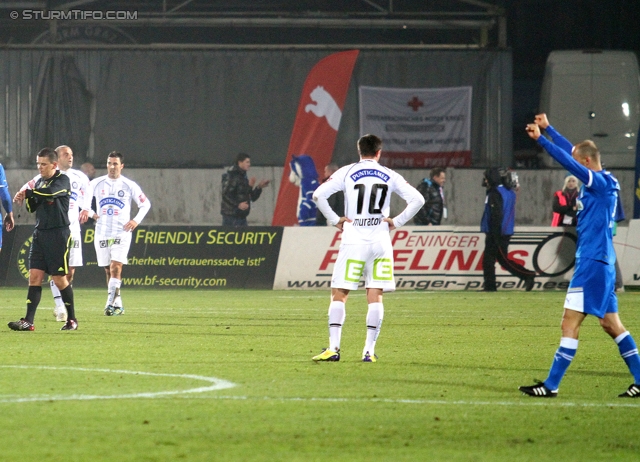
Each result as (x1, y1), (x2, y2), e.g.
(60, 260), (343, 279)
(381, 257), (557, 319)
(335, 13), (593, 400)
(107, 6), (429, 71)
(2, 366), (637, 409)
(0, 365), (236, 403)
(175, 394), (640, 409)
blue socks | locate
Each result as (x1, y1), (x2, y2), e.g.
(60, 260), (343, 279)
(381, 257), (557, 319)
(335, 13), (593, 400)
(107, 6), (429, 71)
(615, 332), (640, 384)
(544, 332), (640, 391)
(544, 337), (578, 391)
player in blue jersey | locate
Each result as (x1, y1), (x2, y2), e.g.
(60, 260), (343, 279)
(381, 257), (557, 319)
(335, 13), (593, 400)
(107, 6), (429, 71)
(520, 114), (640, 398)
(0, 163), (15, 252)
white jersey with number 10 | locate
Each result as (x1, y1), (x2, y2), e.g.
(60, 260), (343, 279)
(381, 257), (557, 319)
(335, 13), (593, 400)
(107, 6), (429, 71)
(314, 159), (424, 245)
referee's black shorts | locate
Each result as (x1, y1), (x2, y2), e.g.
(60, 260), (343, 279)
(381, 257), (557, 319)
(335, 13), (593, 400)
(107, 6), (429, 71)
(29, 228), (71, 276)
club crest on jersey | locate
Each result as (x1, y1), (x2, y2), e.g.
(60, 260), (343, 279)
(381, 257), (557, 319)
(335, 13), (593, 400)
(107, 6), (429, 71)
(99, 197), (125, 208)
(118, 190), (125, 197)
(72, 181), (78, 189)
(350, 169), (390, 183)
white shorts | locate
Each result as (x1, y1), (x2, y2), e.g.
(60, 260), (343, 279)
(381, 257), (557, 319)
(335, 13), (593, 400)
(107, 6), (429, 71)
(68, 227), (83, 267)
(331, 240), (396, 292)
(94, 232), (132, 267)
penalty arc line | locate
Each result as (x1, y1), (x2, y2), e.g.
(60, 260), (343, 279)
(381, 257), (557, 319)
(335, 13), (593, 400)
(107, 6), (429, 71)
(0, 365), (237, 403)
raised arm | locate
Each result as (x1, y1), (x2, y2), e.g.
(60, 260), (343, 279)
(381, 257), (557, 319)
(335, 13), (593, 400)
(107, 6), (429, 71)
(534, 113), (574, 154)
(526, 123), (591, 186)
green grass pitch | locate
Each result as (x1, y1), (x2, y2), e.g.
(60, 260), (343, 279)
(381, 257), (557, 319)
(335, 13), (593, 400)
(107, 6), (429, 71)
(1, 288), (639, 461)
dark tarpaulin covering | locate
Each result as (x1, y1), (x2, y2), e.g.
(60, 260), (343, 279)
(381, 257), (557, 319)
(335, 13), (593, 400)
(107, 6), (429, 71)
(92, 50), (510, 168)
(93, 50), (321, 168)
(1, 49), (511, 168)
(30, 55), (92, 161)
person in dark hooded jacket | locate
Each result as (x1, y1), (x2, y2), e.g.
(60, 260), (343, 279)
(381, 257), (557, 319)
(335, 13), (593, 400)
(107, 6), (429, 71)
(480, 167), (536, 291)
(221, 153), (269, 227)
(414, 168), (446, 225)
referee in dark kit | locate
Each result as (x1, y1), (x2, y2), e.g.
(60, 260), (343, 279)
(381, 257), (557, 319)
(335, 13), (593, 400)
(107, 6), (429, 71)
(9, 147), (79, 331)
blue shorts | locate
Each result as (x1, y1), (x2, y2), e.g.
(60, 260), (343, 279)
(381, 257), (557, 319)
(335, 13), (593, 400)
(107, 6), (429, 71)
(564, 257), (617, 318)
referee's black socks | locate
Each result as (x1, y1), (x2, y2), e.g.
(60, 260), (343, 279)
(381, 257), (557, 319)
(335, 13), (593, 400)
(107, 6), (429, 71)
(25, 285), (42, 324)
(60, 285), (76, 320)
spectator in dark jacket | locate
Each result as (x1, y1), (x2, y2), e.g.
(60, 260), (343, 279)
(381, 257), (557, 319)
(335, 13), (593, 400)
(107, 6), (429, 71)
(221, 153), (269, 227)
(481, 167), (535, 292)
(414, 167), (446, 225)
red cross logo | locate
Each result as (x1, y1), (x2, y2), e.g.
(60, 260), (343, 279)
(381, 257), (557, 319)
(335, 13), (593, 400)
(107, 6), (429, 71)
(407, 96), (424, 111)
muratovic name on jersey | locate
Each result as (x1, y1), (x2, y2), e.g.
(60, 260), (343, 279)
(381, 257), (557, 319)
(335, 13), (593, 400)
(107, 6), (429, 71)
(352, 217), (383, 226)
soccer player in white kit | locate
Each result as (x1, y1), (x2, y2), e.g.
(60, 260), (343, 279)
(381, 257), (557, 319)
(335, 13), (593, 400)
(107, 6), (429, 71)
(82, 151), (150, 316)
(18, 145), (90, 322)
(312, 134), (424, 362)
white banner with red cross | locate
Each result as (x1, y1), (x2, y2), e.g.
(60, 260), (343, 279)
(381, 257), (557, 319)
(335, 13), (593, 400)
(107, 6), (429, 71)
(359, 86), (472, 169)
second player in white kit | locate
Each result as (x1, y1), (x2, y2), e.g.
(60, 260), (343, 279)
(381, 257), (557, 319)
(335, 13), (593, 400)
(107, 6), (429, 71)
(83, 151), (150, 316)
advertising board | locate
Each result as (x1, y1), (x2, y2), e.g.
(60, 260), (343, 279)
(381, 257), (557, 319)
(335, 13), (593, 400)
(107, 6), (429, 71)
(0, 225), (283, 289)
(3, 223), (638, 290)
(274, 226), (580, 291)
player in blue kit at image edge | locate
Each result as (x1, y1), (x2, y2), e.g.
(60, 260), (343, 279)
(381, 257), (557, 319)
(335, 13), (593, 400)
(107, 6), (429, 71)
(520, 113), (640, 398)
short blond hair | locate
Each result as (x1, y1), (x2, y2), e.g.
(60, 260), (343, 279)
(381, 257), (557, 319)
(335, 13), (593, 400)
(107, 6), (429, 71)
(573, 140), (600, 162)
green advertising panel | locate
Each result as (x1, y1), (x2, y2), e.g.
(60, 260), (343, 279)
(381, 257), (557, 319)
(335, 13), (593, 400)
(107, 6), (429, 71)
(0, 225), (283, 289)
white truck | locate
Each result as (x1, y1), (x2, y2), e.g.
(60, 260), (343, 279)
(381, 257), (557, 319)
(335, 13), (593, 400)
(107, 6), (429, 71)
(539, 50), (640, 168)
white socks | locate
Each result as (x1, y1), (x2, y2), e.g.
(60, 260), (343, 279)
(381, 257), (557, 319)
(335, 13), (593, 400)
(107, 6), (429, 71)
(107, 277), (122, 306)
(50, 279), (65, 309)
(328, 301), (346, 352)
(364, 302), (384, 357)
(327, 300), (385, 357)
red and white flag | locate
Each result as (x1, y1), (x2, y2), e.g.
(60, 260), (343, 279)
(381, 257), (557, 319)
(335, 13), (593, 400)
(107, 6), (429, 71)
(272, 50), (359, 226)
